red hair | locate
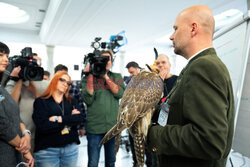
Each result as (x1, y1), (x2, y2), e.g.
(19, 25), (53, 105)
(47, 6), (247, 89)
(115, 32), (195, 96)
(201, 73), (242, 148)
(41, 71), (71, 102)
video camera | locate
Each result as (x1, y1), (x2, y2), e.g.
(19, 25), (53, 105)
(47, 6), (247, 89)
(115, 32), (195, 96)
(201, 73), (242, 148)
(83, 31), (127, 77)
(9, 47), (44, 81)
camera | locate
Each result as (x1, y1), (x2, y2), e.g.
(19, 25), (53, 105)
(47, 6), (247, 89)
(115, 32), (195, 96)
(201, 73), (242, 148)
(83, 37), (110, 77)
(9, 47), (44, 81)
(84, 53), (110, 77)
(83, 31), (127, 77)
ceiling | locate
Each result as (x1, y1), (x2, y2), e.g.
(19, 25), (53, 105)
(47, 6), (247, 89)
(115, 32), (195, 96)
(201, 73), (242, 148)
(0, 0), (247, 51)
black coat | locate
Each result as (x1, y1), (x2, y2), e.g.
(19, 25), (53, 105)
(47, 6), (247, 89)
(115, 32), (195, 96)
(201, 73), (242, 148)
(32, 96), (85, 152)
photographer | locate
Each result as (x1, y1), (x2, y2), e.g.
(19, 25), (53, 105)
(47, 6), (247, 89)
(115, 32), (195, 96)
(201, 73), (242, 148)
(5, 53), (49, 153)
(0, 42), (34, 167)
(82, 50), (125, 167)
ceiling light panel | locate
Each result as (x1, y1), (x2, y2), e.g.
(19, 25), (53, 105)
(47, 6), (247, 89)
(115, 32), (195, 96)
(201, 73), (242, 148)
(0, 2), (29, 24)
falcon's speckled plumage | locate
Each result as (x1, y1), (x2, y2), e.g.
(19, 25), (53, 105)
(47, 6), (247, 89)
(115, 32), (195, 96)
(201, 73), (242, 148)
(100, 69), (164, 167)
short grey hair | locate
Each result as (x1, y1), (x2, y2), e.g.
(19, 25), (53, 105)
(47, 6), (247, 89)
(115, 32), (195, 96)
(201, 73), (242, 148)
(158, 54), (170, 63)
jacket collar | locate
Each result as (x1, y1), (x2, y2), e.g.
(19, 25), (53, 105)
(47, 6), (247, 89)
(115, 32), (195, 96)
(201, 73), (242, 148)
(178, 47), (216, 77)
(188, 47), (216, 64)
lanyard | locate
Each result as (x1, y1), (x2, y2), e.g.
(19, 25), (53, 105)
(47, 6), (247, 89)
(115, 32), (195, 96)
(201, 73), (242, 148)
(165, 66), (187, 101)
(57, 99), (65, 116)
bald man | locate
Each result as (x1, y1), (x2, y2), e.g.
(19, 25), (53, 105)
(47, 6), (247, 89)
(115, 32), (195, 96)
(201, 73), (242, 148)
(147, 5), (234, 167)
(156, 54), (178, 97)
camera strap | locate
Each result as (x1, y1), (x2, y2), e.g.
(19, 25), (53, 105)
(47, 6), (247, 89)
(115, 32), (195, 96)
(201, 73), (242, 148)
(9, 76), (20, 81)
(1, 64), (13, 88)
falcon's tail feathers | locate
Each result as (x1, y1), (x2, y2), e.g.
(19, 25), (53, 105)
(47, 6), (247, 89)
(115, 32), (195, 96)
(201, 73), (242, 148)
(134, 133), (145, 167)
(99, 123), (127, 146)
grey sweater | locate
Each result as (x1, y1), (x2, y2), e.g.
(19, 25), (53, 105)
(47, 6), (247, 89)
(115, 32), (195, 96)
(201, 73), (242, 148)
(0, 86), (22, 166)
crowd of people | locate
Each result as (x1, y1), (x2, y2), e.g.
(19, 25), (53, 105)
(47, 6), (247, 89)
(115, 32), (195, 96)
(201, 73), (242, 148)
(0, 5), (235, 167)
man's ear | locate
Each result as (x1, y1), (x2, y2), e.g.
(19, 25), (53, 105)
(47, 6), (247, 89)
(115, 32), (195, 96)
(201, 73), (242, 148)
(191, 22), (198, 37)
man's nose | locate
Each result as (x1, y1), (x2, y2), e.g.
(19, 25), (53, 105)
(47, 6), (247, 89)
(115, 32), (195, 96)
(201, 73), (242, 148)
(170, 34), (174, 40)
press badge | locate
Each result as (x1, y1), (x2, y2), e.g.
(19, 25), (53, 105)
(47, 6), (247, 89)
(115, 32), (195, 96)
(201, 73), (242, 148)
(157, 100), (170, 126)
(61, 126), (70, 135)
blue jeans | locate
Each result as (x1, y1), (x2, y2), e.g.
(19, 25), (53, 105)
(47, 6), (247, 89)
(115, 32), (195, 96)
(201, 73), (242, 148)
(87, 132), (116, 167)
(34, 143), (78, 167)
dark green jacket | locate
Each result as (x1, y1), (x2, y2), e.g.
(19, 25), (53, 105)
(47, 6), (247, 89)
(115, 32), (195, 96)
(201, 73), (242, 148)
(148, 48), (235, 167)
(82, 71), (125, 134)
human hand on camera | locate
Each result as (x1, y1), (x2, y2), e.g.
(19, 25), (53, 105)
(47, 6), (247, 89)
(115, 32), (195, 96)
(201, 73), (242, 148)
(84, 63), (90, 72)
(72, 109), (80, 115)
(10, 66), (21, 77)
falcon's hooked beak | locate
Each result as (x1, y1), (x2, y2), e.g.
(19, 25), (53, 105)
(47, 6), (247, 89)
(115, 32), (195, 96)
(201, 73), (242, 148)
(146, 64), (160, 73)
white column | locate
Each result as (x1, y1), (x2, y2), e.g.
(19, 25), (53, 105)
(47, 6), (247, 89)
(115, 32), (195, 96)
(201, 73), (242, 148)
(119, 50), (126, 76)
(46, 45), (55, 75)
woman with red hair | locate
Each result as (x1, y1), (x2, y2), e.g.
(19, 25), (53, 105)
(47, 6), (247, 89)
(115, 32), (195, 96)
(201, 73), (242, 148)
(32, 71), (84, 167)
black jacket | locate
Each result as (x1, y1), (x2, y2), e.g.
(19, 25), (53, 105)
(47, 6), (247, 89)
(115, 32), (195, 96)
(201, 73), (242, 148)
(32, 96), (85, 152)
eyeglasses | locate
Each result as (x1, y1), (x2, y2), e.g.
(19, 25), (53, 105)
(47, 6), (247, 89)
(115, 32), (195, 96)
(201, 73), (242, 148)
(59, 78), (72, 86)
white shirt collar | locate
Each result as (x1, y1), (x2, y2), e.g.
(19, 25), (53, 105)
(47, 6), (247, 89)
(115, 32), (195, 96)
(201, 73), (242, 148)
(187, 47), (213, 63)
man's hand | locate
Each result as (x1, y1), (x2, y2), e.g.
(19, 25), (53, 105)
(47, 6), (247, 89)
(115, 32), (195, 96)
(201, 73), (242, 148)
(84, 63), (90, 72)
(86, 73), (94, 94)
(23, 152), (34, 167)
(159, 69), (168, 80)
(15, 134), (31, 154)
(24, 81), (40, 98)
(10, 66), (21, 77)
(102, 72), (119, 94)
(102, 72), (109, 80)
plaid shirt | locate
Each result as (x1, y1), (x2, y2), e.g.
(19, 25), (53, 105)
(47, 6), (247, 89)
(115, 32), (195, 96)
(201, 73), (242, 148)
(69, 82), (86, 128)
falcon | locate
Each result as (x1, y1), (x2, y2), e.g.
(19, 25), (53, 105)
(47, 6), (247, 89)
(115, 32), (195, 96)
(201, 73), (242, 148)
(100, 65), (164, 167)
